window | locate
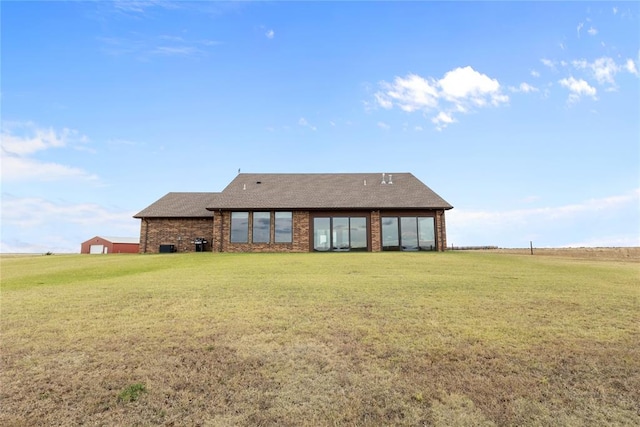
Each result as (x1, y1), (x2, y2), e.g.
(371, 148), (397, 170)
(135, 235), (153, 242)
(382, 216), (435, 251)
(314, 218), (331, 251)
(230, 212), (249, 243)
(382, 217), (399, 250)
(418, 217), (435, 251)
(400, 217), (418, 251)
(313, 216), (368, 251)
(332, 217), (350, 251)
(252, 212), (270, 243)
(350, 217), (367, 251)
(274, 212), (292, 243)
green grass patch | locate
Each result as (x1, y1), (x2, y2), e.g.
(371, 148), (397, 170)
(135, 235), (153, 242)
(117, 383), (147, 403)
(1, 252), (638, 425)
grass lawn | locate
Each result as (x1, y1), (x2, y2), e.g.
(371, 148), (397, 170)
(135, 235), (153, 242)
(1, 251), (638, 426)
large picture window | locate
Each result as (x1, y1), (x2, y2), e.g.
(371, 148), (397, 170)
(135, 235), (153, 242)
(230, 212), (249, 243)
(313, 217), (368, 251)
(275, 212), (293, 243)
(382, 216), (435, 251)
(252, 212), (270, 243)
(231, 211), (292, 244)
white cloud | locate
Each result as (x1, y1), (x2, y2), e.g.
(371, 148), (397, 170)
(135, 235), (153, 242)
(99, 34), (219, 59)
(572, 56), (639, 86)
(1, 122), (98, 182)
(112, 0), (170, 13)
(587, 26), (598, 36)
(376, 74), (439, 112)
(374, 92), (393, 109)
(431, 112), (454, 131)
(377, 121), (390, 130)
(530, 70), (540, 78)
(1, 156), (98, 182)
(373, 66), (507, 130)
(153, 46), (202, 56)
(540, 58), (556, 69)
(572, 59), (588, 69)
(298, 117), (316, 131)
(438, 66), (503, 104)
(1, 123), (86, 155)
(558, 77), (597, 103)
(509, 82), (539, 93)
(591, 57), (618, 84)
(577, 22), (584, 37)
(447, 189), (640, 248)
(1, 195), (139, 253)
(265, 29), (275, 39)
(624, 58), (639, 76)
(1, 195), (132, 228)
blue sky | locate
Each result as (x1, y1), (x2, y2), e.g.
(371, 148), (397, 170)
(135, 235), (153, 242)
(1, 1), (639, 253)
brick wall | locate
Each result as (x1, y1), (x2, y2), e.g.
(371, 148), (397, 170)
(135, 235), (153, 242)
(213, 211), (309, 253)
(139, 218), (214, 253)
(140, 208), (449, 253)
(437, 210), (448, 251)
(370, 210), (381, 252)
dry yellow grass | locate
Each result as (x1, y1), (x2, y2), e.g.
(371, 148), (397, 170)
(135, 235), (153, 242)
(1, 250), (638, 426)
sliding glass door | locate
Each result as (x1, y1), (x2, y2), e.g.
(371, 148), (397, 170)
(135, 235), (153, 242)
(313, 217), (368, 252)
(382, 216), (436, 251)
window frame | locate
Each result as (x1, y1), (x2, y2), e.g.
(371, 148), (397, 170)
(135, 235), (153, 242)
(274, 211), (293, 243)
(312, 215), (369, 252)
(230, 211), (249, 243)
(252, 211), (271, 243)
(381, 215), (436, 252)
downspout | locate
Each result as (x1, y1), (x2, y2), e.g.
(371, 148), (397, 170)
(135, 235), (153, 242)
(439, 210), (445, 252)
(143, 219), (149, 254)
(211, 213), (215, 253)
(218, 209), (223, 253)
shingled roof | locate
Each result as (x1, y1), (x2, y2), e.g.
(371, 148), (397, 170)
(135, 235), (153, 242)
(208, 173), (453, 210)
(134, 192), (217, 218)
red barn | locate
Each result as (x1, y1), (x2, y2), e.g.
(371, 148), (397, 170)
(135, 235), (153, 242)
(80, 236), (139, 254)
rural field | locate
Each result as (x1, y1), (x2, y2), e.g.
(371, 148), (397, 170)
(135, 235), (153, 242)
(1, 249), (638, 426)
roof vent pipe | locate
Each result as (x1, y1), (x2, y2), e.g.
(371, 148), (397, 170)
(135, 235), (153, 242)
(388, 174), (393, 184)
(364, 179), (367, 186)
(381, 173), (386, 185)
(243, 184), (246, 190)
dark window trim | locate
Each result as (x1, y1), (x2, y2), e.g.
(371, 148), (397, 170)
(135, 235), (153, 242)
(252, 211), (271, 243)
(228, 211), (293, 245)
(274, 211), (293, 243)
(230, 211), (249, 243)
(380, 215), (437, 252)
(311, 214), (370, 252)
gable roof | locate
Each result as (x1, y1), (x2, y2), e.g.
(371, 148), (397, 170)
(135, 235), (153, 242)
(208, 173), (453, 210)
(134, 192), (217, 218)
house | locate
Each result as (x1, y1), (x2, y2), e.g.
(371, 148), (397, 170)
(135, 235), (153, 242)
(81, 236), (140, 254)
(134, 173), (453, 253)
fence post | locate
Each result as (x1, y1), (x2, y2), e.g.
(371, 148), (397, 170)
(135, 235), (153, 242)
(530, 241), (534, 255)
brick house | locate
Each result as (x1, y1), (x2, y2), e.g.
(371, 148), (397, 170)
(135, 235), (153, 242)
(134, 173), (453, 253)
